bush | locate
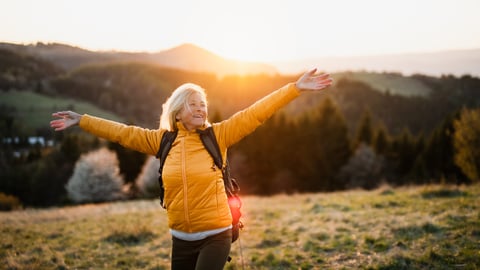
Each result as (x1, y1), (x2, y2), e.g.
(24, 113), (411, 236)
(0, 192), (22, 211)
(66, 147), (125, 203)
(338, 144), (384, 189)
(135, 156), (160, 198)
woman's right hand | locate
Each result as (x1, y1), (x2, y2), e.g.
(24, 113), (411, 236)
(50, 111), (82, 131)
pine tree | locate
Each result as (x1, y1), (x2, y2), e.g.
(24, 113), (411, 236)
(296, 97), (351, 191)
(238, 114), (291, 194)
(390, 128), (417, 185)
(355, 108), (374, 147)
(373, 123), (390, 155)
(420, 113), (466, 183)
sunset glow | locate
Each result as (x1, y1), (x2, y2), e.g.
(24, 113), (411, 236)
(1, 0), (480, 62)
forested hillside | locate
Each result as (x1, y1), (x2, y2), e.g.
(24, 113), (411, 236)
(1, 46), (479, 207)
(0, 42), (277, 76)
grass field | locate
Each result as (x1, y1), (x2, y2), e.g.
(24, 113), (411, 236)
(0, 91), (123, 132)
(0, 184), (478, 269)
(334, 72), (432, 97)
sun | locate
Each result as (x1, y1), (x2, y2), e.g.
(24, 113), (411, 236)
(184, 1), (297, 62)
(194, 20), (270, 62)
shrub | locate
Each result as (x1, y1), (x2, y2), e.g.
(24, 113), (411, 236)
(338, 144), (384, 189)
(66, 147), (125, 203)
(135, 156), (160, 198)
(0, 192), (22, 211)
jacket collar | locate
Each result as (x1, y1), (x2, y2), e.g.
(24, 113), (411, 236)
(176, 121), (209, 133)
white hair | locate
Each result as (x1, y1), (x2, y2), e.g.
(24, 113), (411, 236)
(159, 83), (209, 131)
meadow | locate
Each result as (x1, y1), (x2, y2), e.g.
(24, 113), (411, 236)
(0, 184), (478, 270)
(0, 91), (123, 132)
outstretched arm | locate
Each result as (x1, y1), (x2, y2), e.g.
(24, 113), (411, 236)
(216, 68), (333, 147)
(50, 111), (82, 131)
(51, 112), (162, 155)
(296, 68), (333, 92)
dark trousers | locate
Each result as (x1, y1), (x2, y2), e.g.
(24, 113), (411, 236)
(171, 229), (232, 270)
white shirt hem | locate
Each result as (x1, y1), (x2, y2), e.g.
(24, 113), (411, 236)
(170, 225), (232, 241)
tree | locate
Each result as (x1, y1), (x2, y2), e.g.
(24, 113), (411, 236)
(417, 113), (466, 183)
(232, 113), (295, 194)
(66, 147), (125, 203)
(355, 108), (374, 147)
(373, 123), (390, 155)
(387, 128), (417, 184)
(453, 108), (480, 183)
(294, 97), (351, 191)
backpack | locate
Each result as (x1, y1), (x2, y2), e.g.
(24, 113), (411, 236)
(156, 126), (243, 243)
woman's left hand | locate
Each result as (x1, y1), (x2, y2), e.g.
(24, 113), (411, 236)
(295, 68), (333, 91)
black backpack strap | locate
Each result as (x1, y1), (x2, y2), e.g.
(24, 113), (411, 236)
(195, 127), (243, 243)
(156, 130), (178, 163)
(156, 130), (178, 208)
(197, 126), (239, 196)
(197, 127), (223, 170)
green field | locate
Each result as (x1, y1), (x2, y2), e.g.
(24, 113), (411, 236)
(334, 72), (432, 97)
(0, 91), (123, 132)
(1, 184), (479, 269)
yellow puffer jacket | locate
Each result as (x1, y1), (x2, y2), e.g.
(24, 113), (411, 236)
(79, 83), (300, 232)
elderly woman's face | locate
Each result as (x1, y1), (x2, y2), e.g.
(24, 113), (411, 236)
(177, 92), (208, 131)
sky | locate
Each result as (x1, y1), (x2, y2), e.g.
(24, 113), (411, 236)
(1, 0), (480, 62)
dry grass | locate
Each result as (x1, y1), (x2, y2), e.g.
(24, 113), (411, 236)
(1, 184), (479, 269)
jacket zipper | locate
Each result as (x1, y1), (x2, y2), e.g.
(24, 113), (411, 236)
(181, 136), (191, 231)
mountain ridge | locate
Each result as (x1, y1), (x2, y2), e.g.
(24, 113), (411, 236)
(1, 41), (479, 77)
(0, 42), (278, 77)
(273, 48), (480, 77)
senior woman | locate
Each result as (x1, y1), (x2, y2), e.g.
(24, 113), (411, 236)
(50, 68), (333, 270)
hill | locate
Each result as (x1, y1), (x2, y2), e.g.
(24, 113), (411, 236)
(3, 41), (479, 78)
(274, 48), (480, 78)
(2, 45), (479, 137)
(0, 90), (124, 133)
(1, 184), (478, 269)
(0, 42), (117, 71)
(0, 42), (278, 77)
(333, 71), (432, 97)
